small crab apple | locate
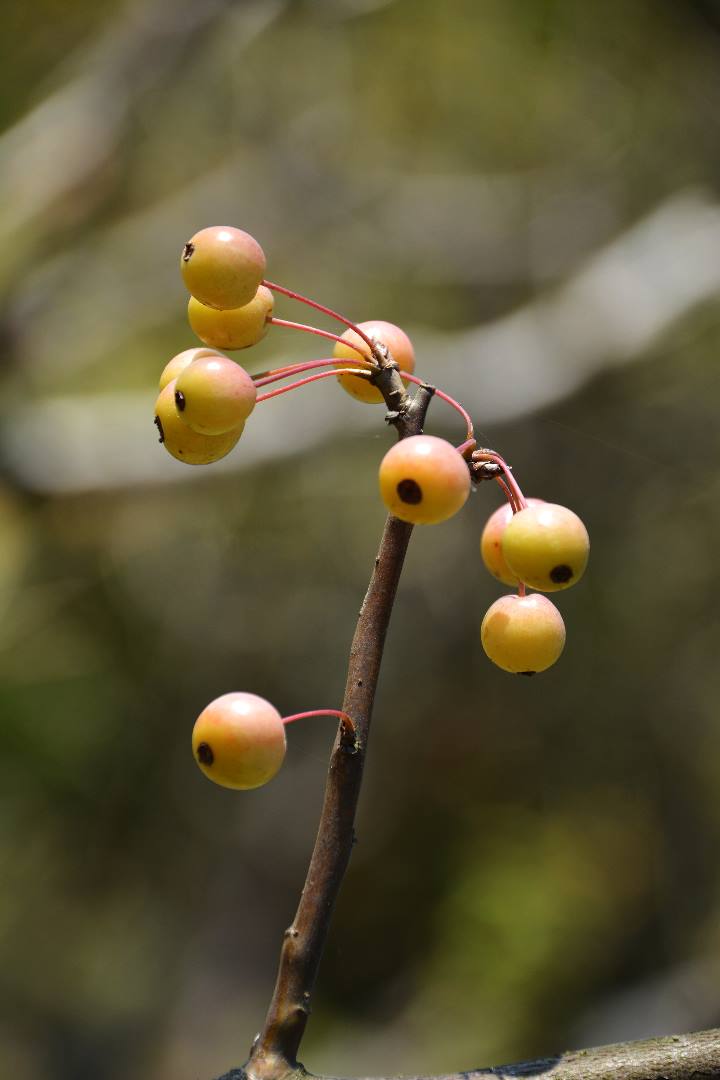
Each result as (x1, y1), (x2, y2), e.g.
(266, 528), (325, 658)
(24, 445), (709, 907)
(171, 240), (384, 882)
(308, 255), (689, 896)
(480, 498), (545, 586)
(154, 381), (243, 465)
(192, 692), (286, 790)
(174, 353), (257, 435)
(481, 593), (566, 674)
(181, 226), (266, 310)
(188, 286), (273, 351)
(379, 435), (471, 525)
(502, 503), (590, 592)
(158, 347), (219, 391)
(333, 320), (415, 404)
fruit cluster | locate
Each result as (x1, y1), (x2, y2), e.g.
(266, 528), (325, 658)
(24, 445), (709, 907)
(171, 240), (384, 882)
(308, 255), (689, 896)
(479, 498), (589, 674)
(153, 225), (590, 788)
(154, 348), (257, 464)
(153, 227), (268, 464)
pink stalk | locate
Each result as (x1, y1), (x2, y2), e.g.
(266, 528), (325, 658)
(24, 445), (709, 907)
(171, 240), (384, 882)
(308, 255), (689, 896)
(455, 438), (477, 458)
(262, 279), (377, 353)
(495, 474), (522, 513)
(474, 450), (527, 511)
(268, 316), (367, 356)
(490, 473), (526, 596)
(255, 368), (371, 403)
(283, 709), (356, 737)
(253, 357), (372, 389)
(403, 373), (474, 440)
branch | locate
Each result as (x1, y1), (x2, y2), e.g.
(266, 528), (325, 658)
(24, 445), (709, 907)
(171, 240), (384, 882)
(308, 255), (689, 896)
(244, 370), (434, 1080)
(220, 1027), (720, 1080)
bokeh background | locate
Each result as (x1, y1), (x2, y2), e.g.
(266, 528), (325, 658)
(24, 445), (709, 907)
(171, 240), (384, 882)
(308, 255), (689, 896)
(3, 1), (720, 1077)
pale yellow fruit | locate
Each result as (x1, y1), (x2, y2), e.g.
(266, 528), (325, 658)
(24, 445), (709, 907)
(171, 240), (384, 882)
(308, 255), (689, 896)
(153, 381), (243, 465)
(192, 692), (286, 790)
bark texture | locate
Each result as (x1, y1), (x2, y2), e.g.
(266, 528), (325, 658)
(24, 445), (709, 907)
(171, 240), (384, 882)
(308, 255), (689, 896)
(223, 1028), (720, 1080)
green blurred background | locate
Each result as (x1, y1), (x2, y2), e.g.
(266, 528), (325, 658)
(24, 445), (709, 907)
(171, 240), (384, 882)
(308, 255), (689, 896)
(3, 1), (720, 1077)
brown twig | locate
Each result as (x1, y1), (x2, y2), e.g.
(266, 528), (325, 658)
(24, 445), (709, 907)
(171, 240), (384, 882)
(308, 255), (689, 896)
(221, 1027), (720, 1080)
(244, 364), (433, 1080)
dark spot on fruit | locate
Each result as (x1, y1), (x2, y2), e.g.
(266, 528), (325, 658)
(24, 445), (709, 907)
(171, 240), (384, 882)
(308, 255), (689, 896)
(182, 241), (194, 262)
(519, 671), (536, 677)
(550, 564), (573, 583)
(154, 414), (164, 443)
(197, 742), (214, 765)
(397, 478), (422, 504)
(175, 389), (186, 411)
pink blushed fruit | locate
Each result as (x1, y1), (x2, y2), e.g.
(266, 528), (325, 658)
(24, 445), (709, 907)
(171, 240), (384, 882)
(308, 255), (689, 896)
(480, 498), (545, 586)
(181, 226), (266, 311)
(158, 347), (219, 391)
(333, 320), (415, 404)
(502, 503), (590, 592)
(154, 381), (243, 465)
(187, 287), (273, 351)
(379, 435), (470, 525)
(174, 353), (257, 435)
(192, 692), (286, 790)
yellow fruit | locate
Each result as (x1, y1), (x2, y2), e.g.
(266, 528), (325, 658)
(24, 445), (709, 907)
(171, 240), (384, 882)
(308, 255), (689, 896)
(188, 286), (273, 350)
(502, 503), (590, 592)
(175, 354), (256, 435)
(378, 435), (470, 525)
(192, 692), (286, 790)
(480, 498), (545, 586)
(181, 225), (266, 310)
(481, 594), (566, 674)
(158, 347), (219, 391)
(153, 381), (243, 465)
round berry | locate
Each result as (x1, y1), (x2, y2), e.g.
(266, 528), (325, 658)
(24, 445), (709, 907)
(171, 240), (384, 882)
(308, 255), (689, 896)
(192, 692), (286, 790)
(174, 354), (257, 435)
(154, 382), (243, 465)
(379, 435), (471, 525)
(188, 286), (273, 351)
(502, 503), (590, 592)
(481, 593), (566, 674)
(158, 347), (219, 391)
(333, 320), (415, 404)
(181, 226), (266, 310)
(480, 498), (545, 586)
